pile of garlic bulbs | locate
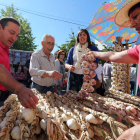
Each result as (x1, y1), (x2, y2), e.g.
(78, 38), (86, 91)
(109, 37), (131, 95)
(0, 88), (131, 140)
(67, 50), (98, 100)
(109, 62), (131, 94)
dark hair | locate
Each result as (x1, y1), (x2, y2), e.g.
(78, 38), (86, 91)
(17, 62), (20, 66)
(76, 29), (92, 49)
(128, 2), (140, 17)
(0, 17), (20, 29)
(57, 50), (66, 59)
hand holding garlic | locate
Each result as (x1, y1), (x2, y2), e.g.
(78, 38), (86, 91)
(68, 65), (76, 72)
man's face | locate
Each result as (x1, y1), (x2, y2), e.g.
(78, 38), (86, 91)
(42, 36), (55, 55)
(129, 7), (140, 34)
(0, 21), (20, 47)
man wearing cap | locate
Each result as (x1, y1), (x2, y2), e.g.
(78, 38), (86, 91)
(0, 17), (39, 108)
(86, 1), (140, 139)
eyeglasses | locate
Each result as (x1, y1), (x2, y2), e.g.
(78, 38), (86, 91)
(44, 42), (55, 46)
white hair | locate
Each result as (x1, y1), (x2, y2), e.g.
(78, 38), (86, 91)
(42, 34), (55, 42)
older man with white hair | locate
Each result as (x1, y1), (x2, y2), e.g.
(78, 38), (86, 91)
(30, 34), (62, 94)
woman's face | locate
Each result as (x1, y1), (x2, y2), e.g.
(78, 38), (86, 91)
(78, 31), (88, 45)
(59, 52), (65, 60)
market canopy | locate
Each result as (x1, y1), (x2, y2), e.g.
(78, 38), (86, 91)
(86, 0), (139, 45)
(9, 49), (33, 65)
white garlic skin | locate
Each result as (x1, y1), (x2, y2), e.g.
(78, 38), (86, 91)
(66, 118), (80, 130)
(86, 114), (103, 124)
(22, 108), (36, 124)
(40, 119), (46, 131)
(0, 120), (7, 132)
(11, 126), (21, 140)
(61, 113), (73, 122)
(126, 106), (137, 115)
(87, 128), (94, 138)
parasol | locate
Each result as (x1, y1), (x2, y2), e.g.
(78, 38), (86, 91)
(87, 0), (139, 45)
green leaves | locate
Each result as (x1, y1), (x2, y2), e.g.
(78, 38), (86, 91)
(56, 29), (76, 62)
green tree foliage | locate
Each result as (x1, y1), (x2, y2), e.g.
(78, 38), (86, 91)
(56, 29), (76, 61)
(0, 4), (37, 51)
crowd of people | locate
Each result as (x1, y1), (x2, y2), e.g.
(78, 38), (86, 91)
(1, 0), (140, 139)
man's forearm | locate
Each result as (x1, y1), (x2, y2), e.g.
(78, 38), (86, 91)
(94, 51), (115, 61)
(93, 50), (138, 64)
(0, 64), (24, 94)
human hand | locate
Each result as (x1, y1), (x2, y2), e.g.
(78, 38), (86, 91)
(16, 86), (39, 109)
(117, 125), (140, 140)
(86, 51), (94, 55)
(47, 70), (62, 81)
(69, 65), (75, 72)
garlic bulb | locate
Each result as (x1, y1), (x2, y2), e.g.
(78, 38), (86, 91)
(66, 118), (80, 130)
(6, 110), (12, 117)
(126, 106), (137, 115)
(22, 108), (36, 124)
(0, 120), (7, 132)
(11, 126), (21, 140)
(51, 113), (56, 118)
(87, 128), (94, 138)
(61, 113), (73, 122)
(86, 114), (103, 124)
(80, 111), (88, 117)
(14, 120), (19, 126)
(40, 119), (46, 131)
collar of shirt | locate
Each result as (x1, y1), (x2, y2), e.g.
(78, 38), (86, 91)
(40, 49), (53, 59)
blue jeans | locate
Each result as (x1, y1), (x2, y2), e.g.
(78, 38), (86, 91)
(31, 82), (54, 94)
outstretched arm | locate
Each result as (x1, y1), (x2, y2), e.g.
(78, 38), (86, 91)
(89, 50), (138, 64)
(0, 64), (39, 109)
(117, 124), (140, 140)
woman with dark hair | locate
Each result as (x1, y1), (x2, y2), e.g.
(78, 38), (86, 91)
(55, 50), (66, 95)
(65, 29), (99, 92)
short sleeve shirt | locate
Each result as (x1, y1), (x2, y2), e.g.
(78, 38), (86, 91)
(127, 45), (139, 86)
(0, 41), (10, 91)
